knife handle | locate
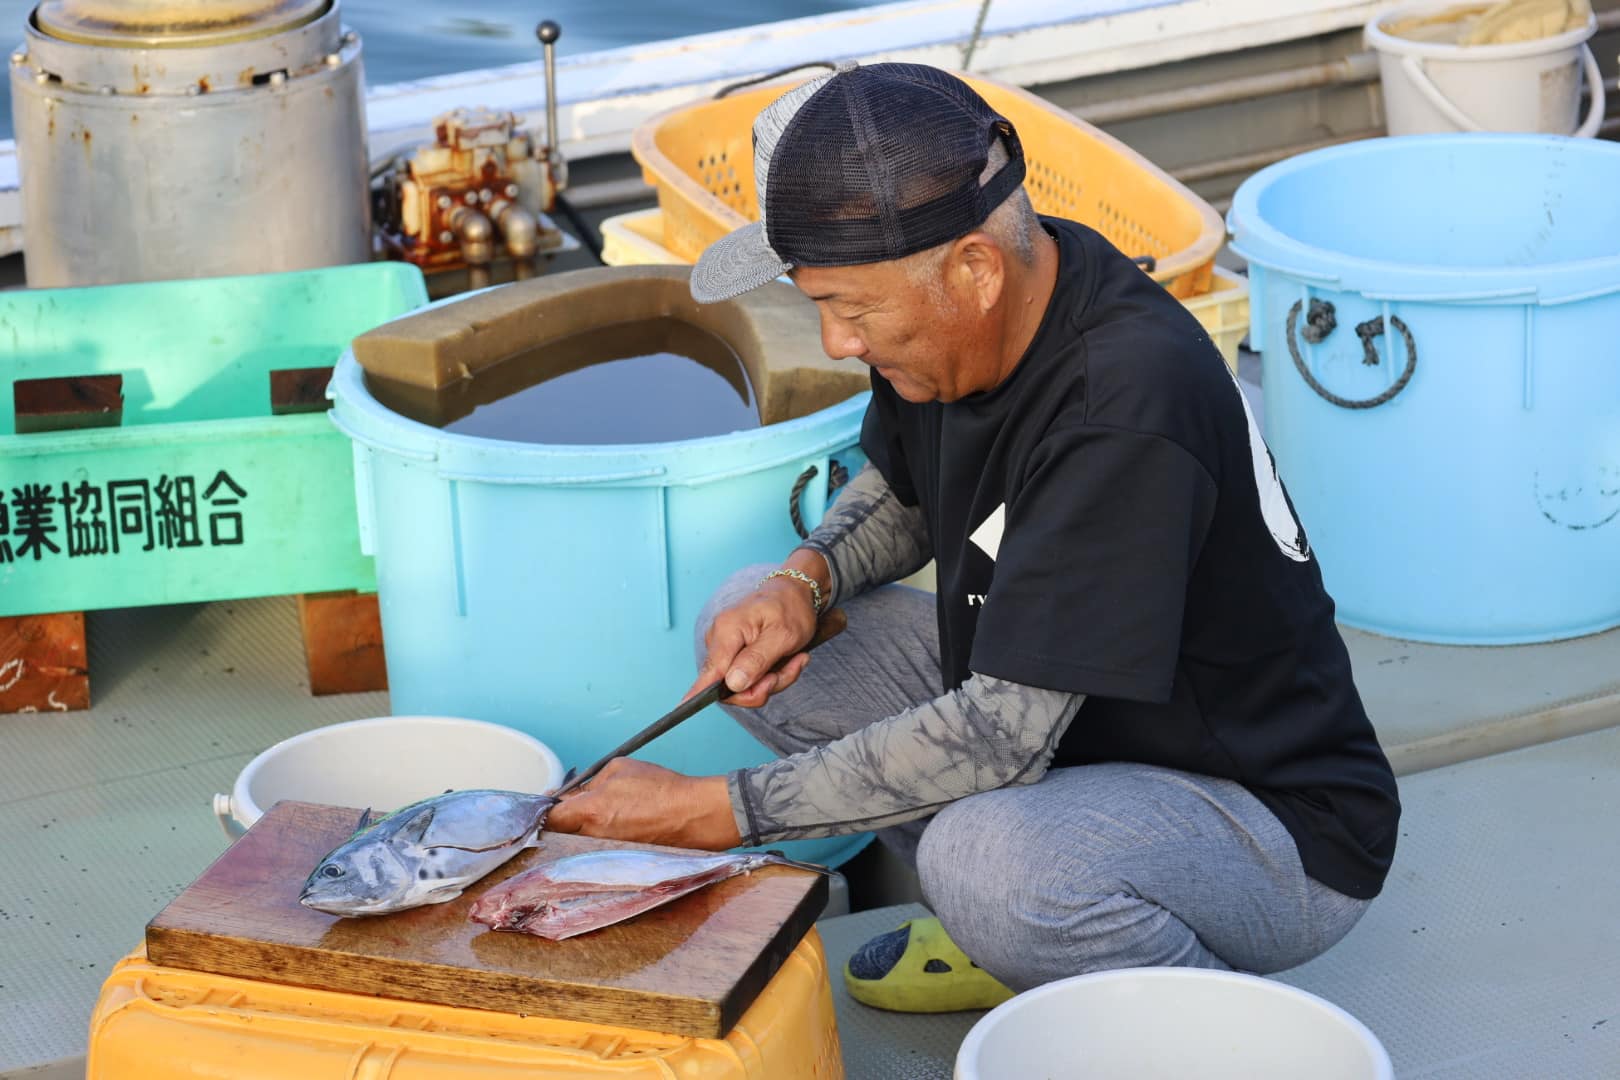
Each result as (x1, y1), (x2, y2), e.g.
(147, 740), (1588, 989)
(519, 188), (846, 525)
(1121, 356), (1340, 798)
(718, 605), (848, 702)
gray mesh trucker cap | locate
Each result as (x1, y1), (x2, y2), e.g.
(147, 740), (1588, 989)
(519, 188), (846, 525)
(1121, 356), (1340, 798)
(690, 62), (1027, 303)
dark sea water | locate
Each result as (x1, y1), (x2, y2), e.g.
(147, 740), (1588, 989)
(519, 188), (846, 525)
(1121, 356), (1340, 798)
(0, 0), (878, 140)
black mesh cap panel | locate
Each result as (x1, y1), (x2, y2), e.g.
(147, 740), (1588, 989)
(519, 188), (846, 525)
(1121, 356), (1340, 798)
(762, 63), (1027, 268)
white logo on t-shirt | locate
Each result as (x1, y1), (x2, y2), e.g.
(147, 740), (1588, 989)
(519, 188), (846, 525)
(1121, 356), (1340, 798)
(969, 503), (1006, 561)
(1230, 374), (1310, 562)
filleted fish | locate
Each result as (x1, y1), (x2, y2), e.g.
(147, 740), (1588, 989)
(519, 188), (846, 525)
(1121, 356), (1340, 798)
(299, 789), (557, 916)
(467, 847), (824, 940)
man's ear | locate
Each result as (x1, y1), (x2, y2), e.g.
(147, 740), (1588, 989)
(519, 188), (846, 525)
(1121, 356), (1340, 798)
(954, 231), (1006, 313)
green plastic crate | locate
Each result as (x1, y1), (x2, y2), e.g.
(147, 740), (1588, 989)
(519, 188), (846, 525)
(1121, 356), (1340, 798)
(0, 263), (429, 617)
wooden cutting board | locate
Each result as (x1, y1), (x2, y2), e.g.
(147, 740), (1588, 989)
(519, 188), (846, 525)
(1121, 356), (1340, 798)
(146, 800), (828, 1038)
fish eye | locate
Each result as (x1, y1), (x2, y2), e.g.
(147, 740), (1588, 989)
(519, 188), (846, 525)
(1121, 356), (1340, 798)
(320, 864), (345, 879)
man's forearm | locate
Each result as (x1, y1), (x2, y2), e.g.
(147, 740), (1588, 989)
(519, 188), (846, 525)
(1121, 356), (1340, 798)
(726, 675), (1085, 845)
(796, 462), (932, 608)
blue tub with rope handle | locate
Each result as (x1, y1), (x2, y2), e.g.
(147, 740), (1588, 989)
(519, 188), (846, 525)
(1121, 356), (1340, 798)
(328, 268), (872, 865)
(1230, 134), (1620, 644)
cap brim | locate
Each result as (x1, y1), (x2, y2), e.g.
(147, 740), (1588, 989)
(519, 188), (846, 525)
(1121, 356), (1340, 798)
(690, 220), (793, 303)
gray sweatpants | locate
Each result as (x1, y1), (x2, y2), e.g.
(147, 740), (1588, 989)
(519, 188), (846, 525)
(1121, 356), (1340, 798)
(698, 569), (1371, 991)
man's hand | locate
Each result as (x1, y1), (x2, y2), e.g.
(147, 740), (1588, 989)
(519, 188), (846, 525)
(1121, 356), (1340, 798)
(689, 551), (830, 708)
(545, 758), (742, 850)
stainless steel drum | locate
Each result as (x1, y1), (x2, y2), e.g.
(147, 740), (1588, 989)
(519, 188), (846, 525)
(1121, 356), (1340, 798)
(9, 0), (371, 286)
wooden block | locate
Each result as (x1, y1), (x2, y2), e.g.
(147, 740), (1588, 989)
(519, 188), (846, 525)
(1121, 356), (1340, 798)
(12, 374), (123, 433)
(296, 591), (387, 695)
(146, 802), (828, 1038)
(269, 366), (335, 416)
(0, 611), (90, 713)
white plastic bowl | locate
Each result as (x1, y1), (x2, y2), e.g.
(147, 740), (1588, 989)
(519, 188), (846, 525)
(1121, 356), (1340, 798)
(955, 967), (1392, 1080)
(212, 715), (566, 839)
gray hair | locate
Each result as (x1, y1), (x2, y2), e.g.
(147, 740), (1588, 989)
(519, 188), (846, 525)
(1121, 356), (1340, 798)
(899, 139), (1041, 300)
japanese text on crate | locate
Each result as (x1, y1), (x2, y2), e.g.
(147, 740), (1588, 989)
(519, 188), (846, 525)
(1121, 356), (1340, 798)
(1, 472), (249, 564)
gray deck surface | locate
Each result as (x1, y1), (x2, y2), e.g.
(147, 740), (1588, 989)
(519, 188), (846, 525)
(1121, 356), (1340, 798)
(1273, 725), (1620, 1079)
(4, 594), (1620, 1076)
(817, 908), (989, 1079)
(1343, 624), (1620, 774)
(823, 725), (1620, 1079)
(1, 600), (388, 1075)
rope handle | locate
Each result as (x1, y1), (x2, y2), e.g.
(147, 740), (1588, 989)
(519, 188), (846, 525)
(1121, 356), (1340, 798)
(790, 458), (850, 540)
(1285, 299), (1418, 410)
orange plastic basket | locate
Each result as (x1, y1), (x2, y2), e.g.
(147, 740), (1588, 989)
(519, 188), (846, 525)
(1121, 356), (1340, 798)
(630, 70), (1224, 298)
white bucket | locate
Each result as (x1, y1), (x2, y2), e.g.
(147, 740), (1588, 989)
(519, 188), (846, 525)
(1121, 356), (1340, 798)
(1366, 3), (1603, 136)
(954, 968), (1392, 1080)
(212, 715), (566, 840)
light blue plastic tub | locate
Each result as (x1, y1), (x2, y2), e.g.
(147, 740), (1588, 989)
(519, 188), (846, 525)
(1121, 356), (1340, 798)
(328, 331), (871, 866)
(1230, 135), (1620, 644)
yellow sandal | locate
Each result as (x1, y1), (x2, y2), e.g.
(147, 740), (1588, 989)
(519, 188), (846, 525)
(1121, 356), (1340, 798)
(843, 916), (1015, 1013)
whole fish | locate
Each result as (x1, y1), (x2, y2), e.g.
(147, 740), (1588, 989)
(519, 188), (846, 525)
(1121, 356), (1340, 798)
(468, 847), (823, 940)
(299, 789), (556, 916)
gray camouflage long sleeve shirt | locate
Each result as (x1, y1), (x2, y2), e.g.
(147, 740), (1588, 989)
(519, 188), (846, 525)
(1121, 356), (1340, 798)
(726, 463), (1086, 845)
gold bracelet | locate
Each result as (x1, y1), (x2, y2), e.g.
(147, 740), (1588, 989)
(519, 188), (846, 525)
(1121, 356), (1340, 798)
(760, 567), (824, 614)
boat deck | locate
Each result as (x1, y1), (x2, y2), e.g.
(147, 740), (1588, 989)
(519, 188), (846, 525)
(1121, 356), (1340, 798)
(824, 724), (1620, 1078)
(5, 545), (1620, 1076)
(3, 0), (1617, 1070)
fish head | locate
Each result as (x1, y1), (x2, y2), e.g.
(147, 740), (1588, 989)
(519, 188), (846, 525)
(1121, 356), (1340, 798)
(298, 835), (418, 916)
(468, 886), (514, 923)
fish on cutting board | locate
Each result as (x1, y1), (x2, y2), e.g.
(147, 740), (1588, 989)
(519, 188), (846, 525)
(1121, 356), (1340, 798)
(468, 847), (826, 940)
(299, 789), (557, 916)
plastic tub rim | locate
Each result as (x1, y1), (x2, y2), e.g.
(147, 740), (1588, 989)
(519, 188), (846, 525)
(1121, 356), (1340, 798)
(1227, 133), (1620, 275)
(1226, 133), (1620, 299)
(1228, 133), (1620, 275)
(330, 348), (872, 487)
(954, 966), (1394, 1079)
(330, 346), (869, 456)
(1364, 3), (1595, 59)
(217, 714), (567, 835)
(328, 279), (874, 484)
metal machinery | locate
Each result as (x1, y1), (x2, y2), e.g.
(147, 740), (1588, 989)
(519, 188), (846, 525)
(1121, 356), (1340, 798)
(9, 0), (372, 287)
(372, 21), (574, 290)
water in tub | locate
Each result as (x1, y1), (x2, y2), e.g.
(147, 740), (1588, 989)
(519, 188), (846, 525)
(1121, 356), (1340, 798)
(366, 316), (761, 444)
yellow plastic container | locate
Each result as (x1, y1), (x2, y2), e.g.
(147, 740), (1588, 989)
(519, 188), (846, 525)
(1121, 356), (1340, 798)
(87, 930), (843, 1079)
(600, 207), (682, 267)
(1181, 265), (1251, 373)
(602, 207), (1249, 372)
(630, 72), (1225, 298)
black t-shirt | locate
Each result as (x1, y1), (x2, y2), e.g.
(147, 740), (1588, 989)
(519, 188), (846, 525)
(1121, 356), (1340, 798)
(861, 217), (1400, 900)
